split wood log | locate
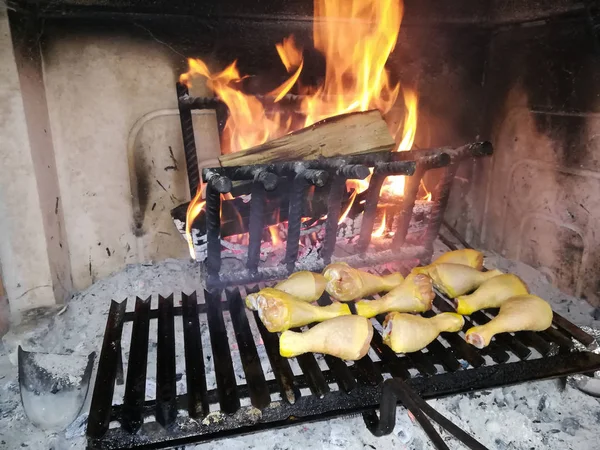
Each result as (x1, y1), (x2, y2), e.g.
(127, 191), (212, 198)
(218, 110), (394, 167)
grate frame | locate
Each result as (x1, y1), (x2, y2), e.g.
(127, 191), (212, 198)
(87, 268), (600, 450)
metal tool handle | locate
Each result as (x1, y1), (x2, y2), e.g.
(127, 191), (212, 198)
(363, 378), (489, 450)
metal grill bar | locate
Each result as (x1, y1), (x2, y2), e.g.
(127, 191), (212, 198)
(205, 290), (241, 413)
(434, 295), (510, 364)
(181, 292), (209, 418)
(121, 297), (151, 433)
(87, 299), (127, 439)
(294, 346), (331, 398)
(227, 290), (271, 408)
(88, 287), (600, 450)
(156, 294), (177, 427)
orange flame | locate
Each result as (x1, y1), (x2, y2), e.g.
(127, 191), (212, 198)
(185, 184), (205, 259)
(180, 0), (421, 256)
(269, 225), (281, 246)
(338, 190), (357, 224)
(372, 209), (387, 237)
(381, 88), (418, 196)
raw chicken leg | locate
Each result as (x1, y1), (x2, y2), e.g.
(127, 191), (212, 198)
(323, 262), (404, 301)
(355, 273), (435, 319)
(382, 312), (464, 353)
(465, 295), (553, 348)
(275, 271), (327, 302)
(431, 249), (484, 270)
(414, 263), (503, 298)
(254, 288), (350, 332)
(455, 274), (529, 315)
(279, 315), (373, 360)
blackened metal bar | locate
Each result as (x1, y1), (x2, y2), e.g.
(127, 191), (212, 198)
(181, 292), (209, 418)
(392, 166), (424, 248)
(156, 295), (177, 428)
(246, 181), (266, 273)
(420, 311), (462, 372)
(372, 160), (417, 176)
(121, 296), (151, 433)
(205, 290), (240, 413)
(227, 290), (271, 409)
(434, 296), (510, 364)
(422, 163), (459, 253)
(552, 311), (595, 346)
(203, 169), (233, 193)
(356, 173), (386, 252)
(176, 82), (200, 198)
(177, 93), (222, 110)
(468, 311), (531, 360)
(321, 175), (346, 265)
(423, 309), (482, 368)
(87, 299), (127, 439)
(205, 184), (221, 284)
(116, 344), (124, 386)
(294, 349), (331, 398)
(411, 351), (600, 400)
(442, 220), (473, 249)
(284, 174), (307, 273)
(515, 331), (553, 356)
(354, 354), (383, 386)
(369, 328), (411, 379)
(252, 310), (300, 404)
(541, 327), (575, 351)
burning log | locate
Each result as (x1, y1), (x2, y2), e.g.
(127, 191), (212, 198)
(217, 110), (394, 167)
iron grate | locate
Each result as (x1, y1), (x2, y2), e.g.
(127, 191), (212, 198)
(87, 266), (600, 449)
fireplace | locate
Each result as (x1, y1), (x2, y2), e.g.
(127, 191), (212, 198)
(1, 1), (600, 449)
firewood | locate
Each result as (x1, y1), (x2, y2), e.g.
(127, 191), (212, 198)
(218, 110), (394, 167)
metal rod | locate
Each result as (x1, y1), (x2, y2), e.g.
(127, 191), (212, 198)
(321, 175), (346, 265)
(392, 166), (424, 248)
(227, 290), (271, 408)
(176, 83), (201, 198)
(356, 173), (386, 252)
(284, 174), (307, 273)
(246, 181), (266, 273)
(156, 294), (177, 428)
(121, 296), (151, 433)
(204, 290), (240, 413)
(87, 299), (127, 439)
(204, 184), (221, 285)
(422, 162), (459, 255)
(181, 292), (209, 418)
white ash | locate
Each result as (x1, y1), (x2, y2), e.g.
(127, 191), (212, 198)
(0, 247), (599, 449)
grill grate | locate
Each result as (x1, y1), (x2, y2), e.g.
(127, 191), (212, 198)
(87, 265), (600, 449)
(175, 83), (493, 289)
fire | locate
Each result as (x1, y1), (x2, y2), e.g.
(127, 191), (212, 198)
(180, 0), (427, 256)
(268, 225), (281, 246)
(338, 190), (358, 224)
(185, 184), (205, 259)
(381, 88), (419, 196)
(180, 0), (406, 152)
(372, 209), (387, 237)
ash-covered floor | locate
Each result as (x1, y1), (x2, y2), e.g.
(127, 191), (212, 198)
(1, 243), (600, 450)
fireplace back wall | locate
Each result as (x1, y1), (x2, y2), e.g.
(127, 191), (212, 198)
(1, 0), (597, 314)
